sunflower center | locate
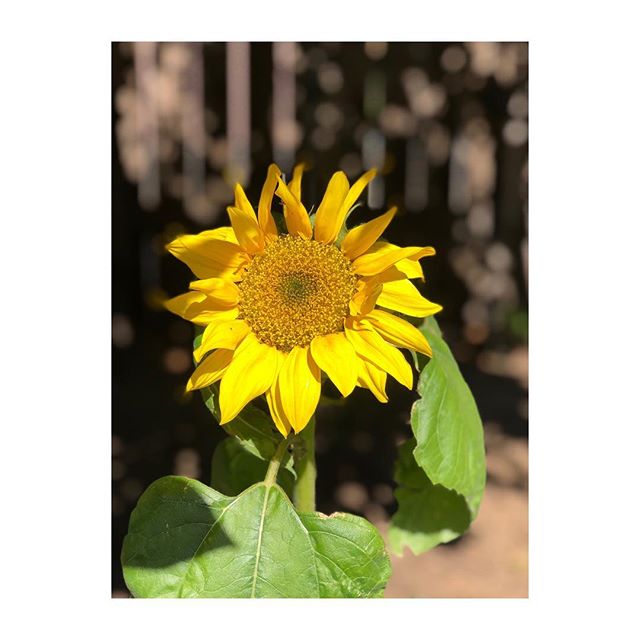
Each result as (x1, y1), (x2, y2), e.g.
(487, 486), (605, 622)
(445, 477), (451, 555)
(238, 235), (357, 352)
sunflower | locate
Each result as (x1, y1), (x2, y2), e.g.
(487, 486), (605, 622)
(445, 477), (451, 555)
(165, 164), (442, 436)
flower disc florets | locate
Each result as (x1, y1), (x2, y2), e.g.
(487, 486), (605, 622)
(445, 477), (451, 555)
(238, 235), (357, 352)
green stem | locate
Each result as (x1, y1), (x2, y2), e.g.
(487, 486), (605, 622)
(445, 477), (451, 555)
(264, 437), (290, 487)
(293, 416), (316, 512)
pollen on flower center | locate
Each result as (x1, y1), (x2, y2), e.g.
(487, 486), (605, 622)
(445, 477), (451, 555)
(238, 235), (357, 352)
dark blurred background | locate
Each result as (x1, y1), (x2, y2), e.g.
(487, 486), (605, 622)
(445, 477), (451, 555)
(112, 42), (528, 597)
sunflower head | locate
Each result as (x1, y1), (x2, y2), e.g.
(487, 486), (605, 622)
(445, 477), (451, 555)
(165, 163), (442, 436)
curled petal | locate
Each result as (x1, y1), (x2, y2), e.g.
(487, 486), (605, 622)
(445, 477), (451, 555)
(276, 177), (312, 239)
(258, 164), (281, 241)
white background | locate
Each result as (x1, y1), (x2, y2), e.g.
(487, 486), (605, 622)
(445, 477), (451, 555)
(1, 1), (639, 638)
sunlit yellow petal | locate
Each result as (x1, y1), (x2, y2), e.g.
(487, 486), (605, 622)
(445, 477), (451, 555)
(367, 242), (426, 280)
(288, 163), (305, 200)
(188, 277), (240, 307)
(344, 317), (413, 389)
(310, 332), (358, 397)
(277, 346), (321, 433)
(194, 319), (250, 363)
(218, 335), (282, 424)
(341, 207), (397, 260)
(186, 349), (234, 392)
(276, 177), (312, 239)
(340, 168), (377, 222)
(356, 357), (388, 403)
(165, 291), (206, 317)
(348, 279), (382, 316)
(352, 244), (435, 277)
(258, 164), (281, 241)
(166, 232), (250, 281)
(190, 306), (239, 327)
(376, 279), (443, 317)
(227, 206), (265, 254)
(314, 171), (350, 243)
(362, 309), (433, 357)
(165, 291), (239, 325)
(265, 384), (292, 437)
(234, 183), (257, 218)
(199, 226), (239, 243)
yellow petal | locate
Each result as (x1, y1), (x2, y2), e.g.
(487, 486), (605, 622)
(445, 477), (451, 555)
(186, 349), (234, 392)
(316, 169), (376, 242)
(362, 309), (433, 357)
(258, 164), (281, 241)
(344, 317), (413, 389)
(352, 244), (435, 277)
(356, 357), (388, 403)
(165, 290), (206, 316)
(340, 169), (377, 223)
(276, 346), (321, 433)
(367, 242), (427, 280)
(189, 306), (239, 327)
(314, 171), (350, 243)
(265, 384), (292, 437)
(349, 279), (382, 316)
(199, 226), (238, 243)
(288, 163), (305, 200)
(218, 335), (282, 424)
(165, 291), (240, 326)
(234, 183), (257, 218)
(310, 332), (358, 397)
(276, 177), (312, 239)
(194, 319), (250, 363)
(188, 277), (240, 307)
(166, 232), (250, 281)
(341, 207), (397, 260)
(376, 279), (443, 317)
(227, 206), (265, 254)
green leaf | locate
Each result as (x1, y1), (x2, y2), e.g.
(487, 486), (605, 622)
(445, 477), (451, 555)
(389, 317), (486, 556)
(122, 476), (391, 598)
(210, 437), (295, 498)
(388, 439), (471, 555)
(412, 316), (486, 514)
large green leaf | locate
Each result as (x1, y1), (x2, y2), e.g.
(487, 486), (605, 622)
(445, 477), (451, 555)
(210, 437), (295, 497)
(389, 317), (486, 555)
(388, 439), (471, 555)
(412, 317), (486, 513)
(122, 476), (390, 598)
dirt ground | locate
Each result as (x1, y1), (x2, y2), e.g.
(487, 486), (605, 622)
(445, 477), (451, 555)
(382, 426), (528, 598)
